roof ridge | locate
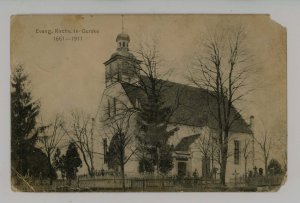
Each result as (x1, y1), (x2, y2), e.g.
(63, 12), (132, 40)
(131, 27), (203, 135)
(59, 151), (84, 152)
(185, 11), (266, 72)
(138, 75), (210, 93)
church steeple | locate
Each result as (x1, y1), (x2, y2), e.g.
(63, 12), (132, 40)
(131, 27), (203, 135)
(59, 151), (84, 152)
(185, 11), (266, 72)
(116, 15), (130, 51)
(103, 15), (141, 87)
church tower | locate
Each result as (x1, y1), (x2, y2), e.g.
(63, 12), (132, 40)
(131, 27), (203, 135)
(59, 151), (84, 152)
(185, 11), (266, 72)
(103, 29), (141, 87)
(101, 23), (141, 166)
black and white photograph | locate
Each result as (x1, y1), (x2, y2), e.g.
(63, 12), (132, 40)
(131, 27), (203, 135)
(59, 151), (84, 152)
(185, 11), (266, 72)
(10, 14), (287, 192)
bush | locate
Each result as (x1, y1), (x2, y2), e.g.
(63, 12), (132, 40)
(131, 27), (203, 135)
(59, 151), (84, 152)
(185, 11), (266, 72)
(267, 159), (283, 175)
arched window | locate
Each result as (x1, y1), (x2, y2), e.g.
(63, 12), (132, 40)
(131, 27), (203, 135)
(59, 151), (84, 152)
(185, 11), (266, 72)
(123, 42), (125, 47)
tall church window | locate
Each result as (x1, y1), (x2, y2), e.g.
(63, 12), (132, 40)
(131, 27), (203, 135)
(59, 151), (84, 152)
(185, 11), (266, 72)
(234, 140), (240, 165)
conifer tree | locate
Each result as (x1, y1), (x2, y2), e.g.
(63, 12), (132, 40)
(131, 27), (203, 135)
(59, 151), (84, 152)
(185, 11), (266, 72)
(130, 42), (180, 175)
(11, 66), (40, 176)
(136, 91), (174, 174)
(64, 142), (82, 182)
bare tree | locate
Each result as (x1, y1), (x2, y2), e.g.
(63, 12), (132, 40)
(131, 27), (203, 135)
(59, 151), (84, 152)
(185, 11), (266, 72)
(210, 132), (235, 179)
(187, 25), (254, 185)
(242, 139), (252, 177)
(194, 130), (214, 179)
(276, 130), (287, 174)
(64, 110), (96, 177)
(256, 128), (272, 176)
(38, 114), (66, 185)
(101, 95), (137, 191)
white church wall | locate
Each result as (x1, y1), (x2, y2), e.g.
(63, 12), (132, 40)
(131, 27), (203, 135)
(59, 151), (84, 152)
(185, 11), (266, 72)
(190, 149), (203, 177)
(189, 126), (214, 178)
(178, 126), (254, 182)
(225, 132), (254, 182)
(80, 83), (136, 174)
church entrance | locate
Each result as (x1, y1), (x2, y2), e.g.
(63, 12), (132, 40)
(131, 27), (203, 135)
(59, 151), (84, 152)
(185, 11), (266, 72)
(178, 162), (187, 177)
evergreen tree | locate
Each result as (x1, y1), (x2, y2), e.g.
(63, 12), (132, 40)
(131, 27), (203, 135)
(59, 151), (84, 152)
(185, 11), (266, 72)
(267, 159), (283, 175)
(64, 142), (82, 181)
(136, 86), (175, 175)
(11, 66), (41, 176)
(127, 41), (181, 175)
(25, 147), (57, 179)
(157, 145), (174, 174)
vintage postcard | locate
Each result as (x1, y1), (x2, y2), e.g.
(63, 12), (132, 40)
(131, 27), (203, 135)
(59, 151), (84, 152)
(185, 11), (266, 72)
(10, 14), (287, 192)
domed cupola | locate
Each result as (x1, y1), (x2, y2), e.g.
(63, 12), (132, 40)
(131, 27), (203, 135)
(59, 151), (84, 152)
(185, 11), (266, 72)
(116, 32), (130, 51)
(116, 32), (130, 42)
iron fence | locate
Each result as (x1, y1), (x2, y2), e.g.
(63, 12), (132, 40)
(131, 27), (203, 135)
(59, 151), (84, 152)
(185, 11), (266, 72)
(12, 174), (285, 192)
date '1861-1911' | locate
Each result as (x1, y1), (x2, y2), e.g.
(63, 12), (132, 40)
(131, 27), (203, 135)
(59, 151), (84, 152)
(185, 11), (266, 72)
(53, 36), (83, 42)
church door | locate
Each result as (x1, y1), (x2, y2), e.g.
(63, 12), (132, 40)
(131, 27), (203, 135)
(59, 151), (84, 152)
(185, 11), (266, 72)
(178, 162), (187, 177)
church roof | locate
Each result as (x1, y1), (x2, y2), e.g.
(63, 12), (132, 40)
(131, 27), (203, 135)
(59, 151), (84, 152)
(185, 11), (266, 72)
(116, 32), (130, 42)
(111, 50), (136, 59)
(121, 77), (252, 134)
(174, 134), (201, 151)
(103, 50), (139, 66)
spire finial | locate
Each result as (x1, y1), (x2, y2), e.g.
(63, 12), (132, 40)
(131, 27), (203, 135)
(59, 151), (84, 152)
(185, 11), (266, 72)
(121, 14), (124, 33)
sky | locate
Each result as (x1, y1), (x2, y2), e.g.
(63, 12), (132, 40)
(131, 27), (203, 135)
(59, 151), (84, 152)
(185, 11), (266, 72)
(11, 14), (287, 164)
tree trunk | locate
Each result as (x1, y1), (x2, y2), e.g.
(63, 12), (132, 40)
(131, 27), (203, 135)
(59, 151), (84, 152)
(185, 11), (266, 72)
(157, 146), (160, 177)
(244, 157), (247, 178)
(121, 164), (125, 191)
(265, 158), (268, 176)
(220, 149), (228, 186)
(89, 153), (95, 177)
(48, 156), (53, 185)
(79, 147), (93, 177)
(220, 133), (228, 186)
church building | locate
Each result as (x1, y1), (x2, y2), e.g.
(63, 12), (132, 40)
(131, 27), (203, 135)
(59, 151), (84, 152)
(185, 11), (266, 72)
(97, 30), (255, 183)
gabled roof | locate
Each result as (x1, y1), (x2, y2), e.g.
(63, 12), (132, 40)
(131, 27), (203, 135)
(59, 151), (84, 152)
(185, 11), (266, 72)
(174, 134), (201, 151)
(121, 77), (252, 134)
